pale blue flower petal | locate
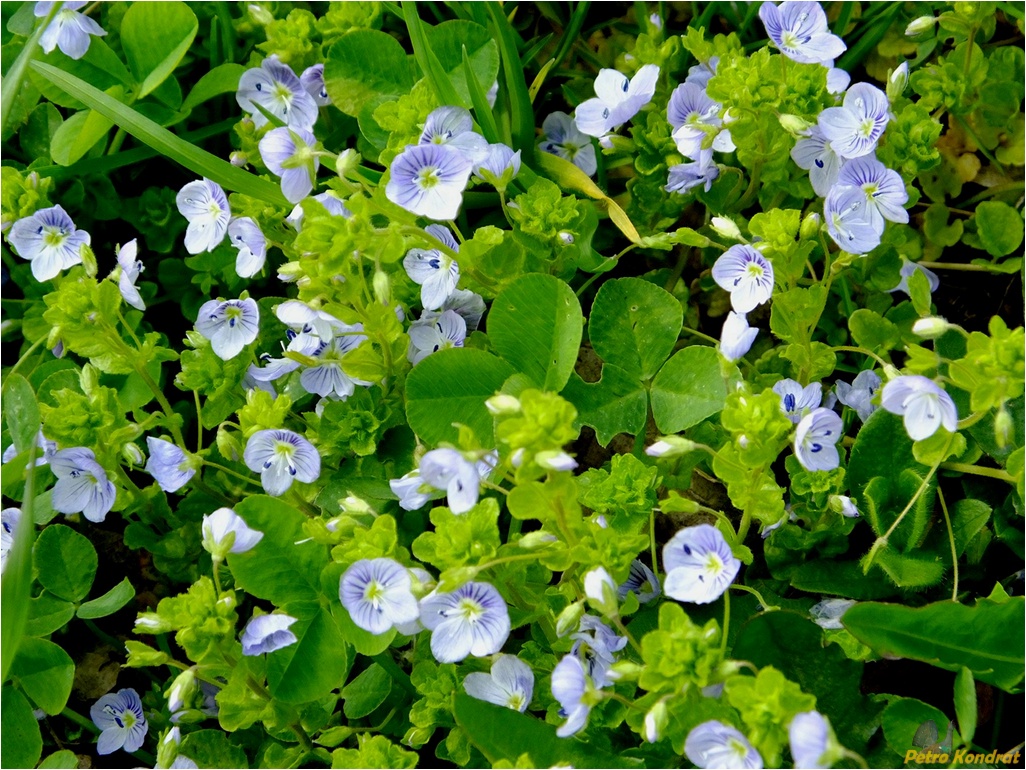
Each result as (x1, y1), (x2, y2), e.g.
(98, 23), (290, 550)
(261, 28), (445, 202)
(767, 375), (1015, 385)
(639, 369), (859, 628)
(794, 407), (844, 471)
(685, 720), (763, 769)
(241, 614), (299, 655)
(145, 437), (194, 493)
(663, 524), (741, 604)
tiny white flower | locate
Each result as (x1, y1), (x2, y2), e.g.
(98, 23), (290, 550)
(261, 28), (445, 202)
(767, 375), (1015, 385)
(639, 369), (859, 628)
(202, 507), (264, 559)
(236, 55), (318, 131)
(712, 245), (775, 314)
(719, 311), (758, 362)
(340, 557), (420, 635)
(575, 64), (660, 138)
(663, 525), (741, 604)
(794, 407), (844, 472)
(176, 180), (230, 254)
(114, 239), (145, 311)
(51, 447), (116, 523)
(463, 654), (534, 712)
(7, 205), (90, 281)
(145, 437), (195, 493)
(403, 224), (461, 311)
(880, 375), (958, 441)
(36, 1), (105, 60)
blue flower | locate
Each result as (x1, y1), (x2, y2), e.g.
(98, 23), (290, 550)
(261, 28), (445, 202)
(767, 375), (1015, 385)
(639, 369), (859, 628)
(575, 64), (660, 138)
(389, 470), (433, 511)
(421, 288), (486, 331)
(386, 144), (473, 221)
(570, 615), (626, 688)
(824, 184), (880, 253)
(1, 507), (23, 575)
(685, 56), (719, 88)
(201, 507), (263, 559)
(759, 1), (846, 64)
(790, 711), (833, 768)
(794, 407), (843, 471)
(2, 429), (57, 467)
(243, 429), (320, 496)
(836, 155), (909, 232)
(108, 238), (146, 311)
(340, 557), (421, 634)
(809, 598), (856, 629)
(300, 63), (331, 107)
(666, 150), (720, 194)
(880, 375), (958, 441)
(551, 654), (592, 737)
(790, 126), (841, 197)
(667, 83), (733, 160)
(241, 613), (299, 656)
(259, 127), (320, 204)
(195, 298), (260, 360)
(685, 720), (763, 769)
(35, 1), (105, 60)
(719, 311), (758, 362)
(473, 143), (522, 189)
(772, 379), (823, 424)
(176, 180), (230, 254)
(301, 328), (370, 399)
(90, 688), (148, 755)
(51, 447), (116, 523)
(818, 82), (890, 159)
(236, 55), (318, 131)
(712, 245), (775, 314)
(286, 191), (352, 231)
(419, 448), (481, 514)
(835, 369), (881, 422)
(463, 655), (534, 712)
(420, 106), (489, 162)
(408, 309), (467, 365)
(145, 437), (195, 493)
(228, 217), (267, 278)
(419, 581), (510, 663)
(275, 300), (347, 342)
(539, 112), (597, 176)
(404, 224), (461, 310)
(618, 559), (661, 603)
(7, 204), (90, 281)
(663, 524), (740, 604)
(888, 257), (940, 296)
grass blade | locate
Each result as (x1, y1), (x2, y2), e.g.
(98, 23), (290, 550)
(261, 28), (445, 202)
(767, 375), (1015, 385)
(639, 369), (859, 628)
(29, 60), (288, 206)
(486, 2), (535, 159)
(403, 1), (466, 108)
(463, 45), (502, 144)
(1, 444), (38, 681)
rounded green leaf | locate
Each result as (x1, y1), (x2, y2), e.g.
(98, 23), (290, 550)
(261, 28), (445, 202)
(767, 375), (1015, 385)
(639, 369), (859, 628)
(562, 367), (647, 447)
(405, 348), (515, 446)
(10, 637), (74, 715)
(33, 524), (97, 603)
(120, 1), (198, 98)
(324, 30), (414, 117)
(650, 346), (728, 433)
(488, 274), (583, 391)
(342, 663), (392, 719)
(975, 201), (1024, 258)
(423, 20), (499, 106)
(266, 606), (351, 704)
(24, 591), (75, 637)
(589, 278), (682, 379)
(1, 685), (42, 768)
(38, 750), (79, 769)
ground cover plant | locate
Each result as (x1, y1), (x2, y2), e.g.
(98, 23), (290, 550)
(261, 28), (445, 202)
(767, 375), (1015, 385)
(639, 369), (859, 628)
(1, 1), (1024, 768)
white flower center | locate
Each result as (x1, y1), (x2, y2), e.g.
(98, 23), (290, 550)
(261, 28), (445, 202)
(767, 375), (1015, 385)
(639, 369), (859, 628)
(506, 693), (525, 710)
(858, 118), (876, 138)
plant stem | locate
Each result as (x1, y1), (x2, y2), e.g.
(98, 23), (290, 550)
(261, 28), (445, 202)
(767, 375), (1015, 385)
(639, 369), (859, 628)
(730, 583), (778, 611)
(917, 261), (1010, 273)
(201, 460), (262, 490)
(719, 590), (730, 657)
(831, 345), (890, 370)
(3, 336), (46, 383)
(194, 390), (203, 454)
(939, 462), (1014, 483)
(937, 486), (959, 602)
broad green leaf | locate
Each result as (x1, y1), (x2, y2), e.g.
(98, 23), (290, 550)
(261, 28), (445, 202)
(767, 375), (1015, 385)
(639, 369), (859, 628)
(881, 697), (953, 757)
(230, 496), (327, 608)
(9, 637), (74, 715)
(29, 61), (287, 205)
(120, 1), (198, 98)
(0, 686), (42, 768)
(330, 601), (396, 658)
(181, 62), (247, 113)
(50, 105), (115, 166)
(954, 667), (977, 745)
(267, 606), (351, 703)
(843, 597), (1026, 691)
(873, 546), (947, 589)
(342, 663), (392, 719)
(849, 308), (902, 352)
(179, 729), (250, 769)
(20, 102), (63, 160)
(33, 524), (96, 603)
(562, 366), (647, 446)
(38, 751), (79, 769)
(950, 499), (991, 558)
(424, 20), (499, 107)
(974, 201), (1024, 258)
(3, 373), (39, 455)
(24, 592), (75, 637)
(488, 274), (583, 391)
(324, 30), (414, 117)
(786, 559), (897, 601)
(405, 348), (515, 446)
(589, 278), (682, 380)
(650, 346), (727, 433)
(770, 285), (826, 345)
(77, 576), (135, 619)
(454, 693), (641, 768)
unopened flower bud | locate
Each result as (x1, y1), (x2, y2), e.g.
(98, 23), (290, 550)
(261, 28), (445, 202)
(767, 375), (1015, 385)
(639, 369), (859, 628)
(518, 530), (559, 549)
(372, 270), (391, 305)
(229, 151), (248, 168)
(248, 3), (274, 26)
(335, 149), (361, 179)
(124, 640), (169, 667)
(122, 442), (145, 466)
(134, 612), (170, 634)
(510, 447), (525, 468)
(887, 62), (910, 102)
(912, 316), (951, 339)
(994, 406), (1014, 450)
(778, 113), (812, 136)
(905, 16), (936, 37)
(558, 231), (575, 245)
(80, 243), (97, 278)
(535, 450), (578, 472)
(644, 701), (668, 743)
(486, 394), (521, 415)
(800, 212), (822, 240)
(166, 669), (197, 713)
(710, 216), (743, 242)
(340, 495), (373, 515)
(216, 426), (242, 462)
(583, 566), (619, 616)
(555, 601), (585, 637)
(645, 436), (698, 458)
(829, 495), (860, 518)
(883, 364), (901, 381)
(607, 660), (644, 681)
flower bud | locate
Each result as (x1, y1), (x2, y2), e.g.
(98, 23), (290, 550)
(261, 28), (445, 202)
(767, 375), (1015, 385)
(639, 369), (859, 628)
(509, 447), (526, 468)
(710, 216), (743, 242)
(216, 426), (242, 462)
(800, 211), (822, 240)
(994, 406), (1013, 450)
(248, 3), (274, 25)
(372, 270), (391, 305)
(555, 601), (585, 637)
(535, 450), (578, 472)
(125, 640), (170, 668)
(340, 495), (374, 515)
(912, 316), (951, 339)
(335, 149), (362, 179)
(644, 700), (668, 743)
(778, 113), (812, 136)
(134, 612), (171, 635)
(79, 363), (99, 394)
(828, 495), (860, 518)
(583, 566), (619, 616)
(80, 243), (97, 278)
(558, 231), (575, 245)
(887, 62), (910, 102)
(607, 660), (644, 682)
(645, 436), (698, 458)
(122, 442), (145, 466)
(486, 394), (521, 415)
(518, 530), (559, 549)
(166, 669), (197, 714)
(883, 364), (902, 381)
(229, 151), (248, 168)
(905, 16), (936, 37)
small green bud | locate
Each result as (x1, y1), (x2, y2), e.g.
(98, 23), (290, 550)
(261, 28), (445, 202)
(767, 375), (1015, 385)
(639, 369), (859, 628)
(645, 436), (698, 458)
(887, 62), (909, 102)
(799, 212), (822, 240)
(883, 364), (902, 381)
(583, 566), (619, 617)
(912, 316), (951, 339)
(555, 601), (586, 637)
(372, 270), (391, 305)
(607, 660), (644, 682)
(710, 216), (744, 242)
(905, 16), (936, 37)
(124, 640), (170, 667)
(644, 700), (668, 743)
(216, 426), (242, 462)
(81, 243), (97, 278)
(277, 261), (303, 282)
(165, 669), (197, 713)
(486, 394), (521, 415)
(79, 363), (99, 394)
(518, 530), (559, 549)
(778, 113), (812, 136)
(403, 726), (434, 748)
(335, 149), (362, 179)
(994, 406), (1013, 450)
(248, 4), (274, 26)
(122, 442), (144, 466)
(229, 151), (248, 168)
(339, 495), (374, 515)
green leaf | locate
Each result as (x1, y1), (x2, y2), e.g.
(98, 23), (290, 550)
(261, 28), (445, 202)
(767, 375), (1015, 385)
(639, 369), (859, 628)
(24, 592), (75, 637)
(485, 3), (535, 156)
(267, 606), (351, 703)
(330, 601), (396, 658)
(403, 3), (465, 107)
(38, 750), (79, 769)
(950, 499), (991, 558)
(849, 309), (902, 352)
(229, 496), (327, 609)
(29, 61), (287, 205)
(488, 274), (583, 391)
(453, 693), (641, 768)
(3, 374), (40, 455)
(589, 278), (682, 380)
(770, 285), (826, 345)
(179, 729), (250, 769)
(873, 546), (947, 589)
(462, 45), (501, 144)
(974, 201), (1025, 258)
(50, 107), (115, 166)
(33, 524), (97, 603)
(120, 1), (198, 98)
(77, 576), (135, 620)
(342, 664), (392, 719)
(0, 686), (42, 769)
(323, 30), (414, 117)
(954, 667), (977, 745)
(181, 63), (247, 113)
(907, 267), (933, 317)
(650, 346), (728, 433)
(405, 348), (515, 446)
(842, 597), (1026, 691)
(2, 452), (36, 681)
(881, 697), (953, 757)
(562, 366), (648, 446)
(9, 638), (74, 716)
(424, 20), (499, 107)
